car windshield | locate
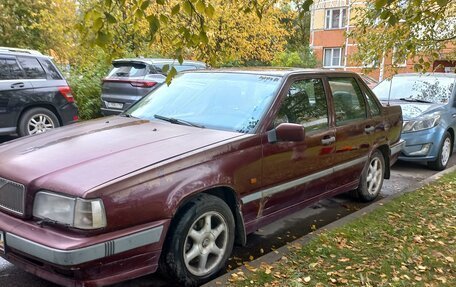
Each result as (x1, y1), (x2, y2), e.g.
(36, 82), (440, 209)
(373, 75), (455, 104)
(126, 72), (282, 133)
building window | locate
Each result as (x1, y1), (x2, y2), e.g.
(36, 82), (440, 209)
(324, 48), (344, 67)
(325, 8), (347, 29)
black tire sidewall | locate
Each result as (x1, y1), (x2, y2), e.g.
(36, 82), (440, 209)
(428, 132), (452, 171)
(161, 194), (235, 286)
(18, 107), (60, 136)
(357, 150), (385, 202)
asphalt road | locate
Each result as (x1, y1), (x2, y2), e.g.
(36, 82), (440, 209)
(0, 134), (454, 287)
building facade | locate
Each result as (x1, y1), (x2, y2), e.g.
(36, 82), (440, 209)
(309, 0), (455, 82)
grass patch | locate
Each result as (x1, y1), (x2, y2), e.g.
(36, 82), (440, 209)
(229, 173), (456, 286)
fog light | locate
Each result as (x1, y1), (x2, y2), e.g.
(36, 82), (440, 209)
(408, 143), (432, 156)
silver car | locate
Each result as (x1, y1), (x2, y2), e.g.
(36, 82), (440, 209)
(101, 58), (206, 115)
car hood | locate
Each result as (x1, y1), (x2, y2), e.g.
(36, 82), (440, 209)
(383, 101), (445, 120)
(0, 117), (243, 197)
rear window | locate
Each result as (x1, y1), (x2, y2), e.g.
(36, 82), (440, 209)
(17, 56), (47, 79)
(153, 64), (201, 73)
(0, 57), (23, 80)
(40, 59), (62, 80)
(108, 62), (147, 78)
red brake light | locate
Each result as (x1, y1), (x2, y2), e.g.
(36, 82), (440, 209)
(58, 86), (74, 103)
(102, 79), (157, 88)
(130, 81), (157, 87)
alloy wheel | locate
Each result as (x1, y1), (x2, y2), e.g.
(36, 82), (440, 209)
(183, 211), (228, 277)
(441, 137), (451, 167)
(27, 114), (55, 135)
(366, 157), (383, 196)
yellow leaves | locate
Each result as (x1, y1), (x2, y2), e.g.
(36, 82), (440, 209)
(444, 256), (454, 263)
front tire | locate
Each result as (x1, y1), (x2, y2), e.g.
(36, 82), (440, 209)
(428, 132), (452, 171)
(355, 150), (385, 202)
(160, 194), (235, 286)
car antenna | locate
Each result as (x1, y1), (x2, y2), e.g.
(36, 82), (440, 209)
(387, 76), (393, 106)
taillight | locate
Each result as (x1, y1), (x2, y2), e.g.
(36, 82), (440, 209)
(130, 81), (157, 87)
(102, 79), (157, 88)
(58, 86), (74, 103)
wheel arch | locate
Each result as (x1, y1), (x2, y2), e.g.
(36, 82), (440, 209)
(376, 144), (390, 179)
(447, 127), (454, 151)
(17, 103), (63, 127)
(167, 186), (247, 247)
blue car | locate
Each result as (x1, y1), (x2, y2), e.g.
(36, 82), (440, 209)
(373, 73), (456, 170)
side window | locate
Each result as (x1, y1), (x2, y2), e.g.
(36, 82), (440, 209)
(328, 77), (367, 125)
(364, 90), (381, 116)
(40, 59), (62, 80)
(276, 78), (329, 132)
(0, 58), (23, 80)
(17, 56), (46, 79)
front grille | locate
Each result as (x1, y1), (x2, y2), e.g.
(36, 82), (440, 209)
(0, 177), (25, 215)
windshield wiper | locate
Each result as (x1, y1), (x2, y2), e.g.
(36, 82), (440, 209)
(154, 114), (205, 128)
(399, 98), (433, 103)
(119, 113), (138, 119)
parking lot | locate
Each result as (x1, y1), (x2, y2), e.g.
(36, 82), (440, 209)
(1, 135), (454, 287)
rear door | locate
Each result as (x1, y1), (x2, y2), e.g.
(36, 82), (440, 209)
(326, 76), (371, 191)
(0, 56), (33, 131)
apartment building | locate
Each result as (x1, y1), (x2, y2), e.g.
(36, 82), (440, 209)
(309, 0), (455, 82)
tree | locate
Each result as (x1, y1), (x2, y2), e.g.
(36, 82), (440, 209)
(79, 0), (291, 75)
(0, 0), (47, 49)
(350, 0), (456, 73)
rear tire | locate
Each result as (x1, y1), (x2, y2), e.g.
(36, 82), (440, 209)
(160, 194), (235, 287)
(355, 150), (385, 202)
(428, 132), (452, 171)
(18, 107), (59, 136)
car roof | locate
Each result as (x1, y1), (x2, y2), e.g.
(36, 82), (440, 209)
(0, 47), (51, 59)
(112, 58), (206, 66)
(391, 72), (456, 78)
(183, 67), (360, 77)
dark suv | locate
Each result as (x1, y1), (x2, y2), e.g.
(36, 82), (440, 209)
(0, 47), (78, 136)
(101, 58), (206, 115)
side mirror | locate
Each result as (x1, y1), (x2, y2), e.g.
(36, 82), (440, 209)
(267, 123), (305, 143)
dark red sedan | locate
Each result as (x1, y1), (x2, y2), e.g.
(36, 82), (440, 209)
(0, 69), (403, 286)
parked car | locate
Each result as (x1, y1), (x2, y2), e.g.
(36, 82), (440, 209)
(373, 73), (456, 170)
(101, 58), (207, 115)
(0, 69), (403, 286)
(0, 47), (78, 136)
(358, 73), (378, 89)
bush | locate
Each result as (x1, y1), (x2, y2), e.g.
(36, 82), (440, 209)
(272, 47), (317, 68)
(67, 61), (110, 120)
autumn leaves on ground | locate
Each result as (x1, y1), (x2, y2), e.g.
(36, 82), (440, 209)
(228, 174), (456, 286)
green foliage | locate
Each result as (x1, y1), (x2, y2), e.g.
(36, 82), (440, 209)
(0, 0), (47, 48)
(351, 0), (456, 74)
(272, 47), (317, 68)
(67, 58), (111, 120)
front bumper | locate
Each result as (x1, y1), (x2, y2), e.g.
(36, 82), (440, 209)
(399, 126), (446, 162)
(0, 211), (169, 286)
(5, 227), (162, 266)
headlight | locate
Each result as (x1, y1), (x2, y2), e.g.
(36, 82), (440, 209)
(33, 191), (107, 229)
(402, 115), (440, 133)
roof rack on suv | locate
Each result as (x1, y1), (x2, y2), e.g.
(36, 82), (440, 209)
(0, 47), (43, 56)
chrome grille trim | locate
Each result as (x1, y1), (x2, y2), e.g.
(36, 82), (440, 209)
(0, 177), (25, 215)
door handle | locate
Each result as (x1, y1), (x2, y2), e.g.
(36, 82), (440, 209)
(365, 126), (375, 134)
(11, 82), (25, 89)
(321, 136), (336, 145)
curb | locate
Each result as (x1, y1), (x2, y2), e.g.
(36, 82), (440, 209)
(203, 164), (456, 286)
